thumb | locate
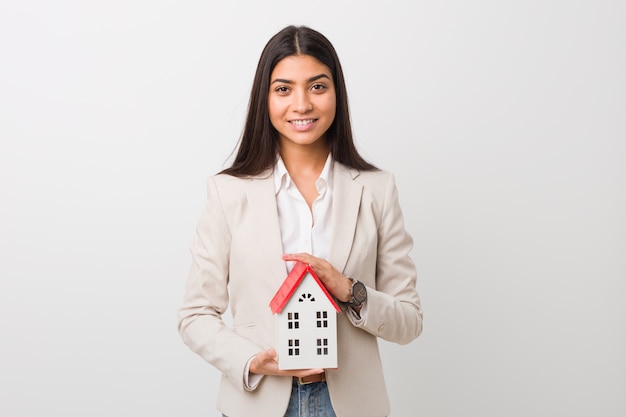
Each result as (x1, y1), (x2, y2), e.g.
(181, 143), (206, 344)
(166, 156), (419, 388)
(257, 348), (277, 363)
(266, 348), (278, 360)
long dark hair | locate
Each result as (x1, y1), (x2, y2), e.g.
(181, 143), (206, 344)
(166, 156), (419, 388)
(220, 25), (376, 177)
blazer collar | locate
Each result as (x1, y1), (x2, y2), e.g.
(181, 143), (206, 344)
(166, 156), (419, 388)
(245, 171), (288, 285)
(328, 163), (363, 275)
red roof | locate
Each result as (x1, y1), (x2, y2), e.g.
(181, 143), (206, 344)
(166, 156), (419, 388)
(269, 261), (341, 314)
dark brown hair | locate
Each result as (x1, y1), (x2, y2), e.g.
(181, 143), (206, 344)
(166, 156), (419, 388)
(220, 25), (376, 177)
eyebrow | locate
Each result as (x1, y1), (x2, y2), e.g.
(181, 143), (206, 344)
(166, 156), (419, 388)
(271, 73), (331, 85)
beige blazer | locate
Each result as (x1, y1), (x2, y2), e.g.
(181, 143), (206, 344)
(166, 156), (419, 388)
(178, 162), (423, 417)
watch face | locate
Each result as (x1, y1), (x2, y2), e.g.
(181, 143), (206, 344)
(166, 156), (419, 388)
(353, 281), (367, 303)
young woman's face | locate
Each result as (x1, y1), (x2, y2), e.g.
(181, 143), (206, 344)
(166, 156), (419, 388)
(268, 55), (336, 150)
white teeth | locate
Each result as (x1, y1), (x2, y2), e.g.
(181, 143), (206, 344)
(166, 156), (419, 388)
(290, 119), (315, 125)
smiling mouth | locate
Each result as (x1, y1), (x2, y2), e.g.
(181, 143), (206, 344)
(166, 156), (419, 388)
(289, 119), (317, 126)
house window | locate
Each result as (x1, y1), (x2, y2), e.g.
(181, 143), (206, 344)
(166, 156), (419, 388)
(316, 311), (328, 328)
(288, 339), (300, 356)
(298, 293), (316, 302)
(316, 338), (328, 355)
(287, 312), (299, 329)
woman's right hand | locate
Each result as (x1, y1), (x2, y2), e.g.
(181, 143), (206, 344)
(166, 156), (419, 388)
(250, 348), (325, 378)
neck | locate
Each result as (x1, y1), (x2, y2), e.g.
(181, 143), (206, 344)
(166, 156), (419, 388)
(279, 141), (330, 177)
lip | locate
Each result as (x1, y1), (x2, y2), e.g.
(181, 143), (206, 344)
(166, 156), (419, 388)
(288, 118), (318, 132)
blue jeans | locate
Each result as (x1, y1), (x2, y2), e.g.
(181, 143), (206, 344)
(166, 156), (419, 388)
(284, 378), (337, 417)
(222, 378), (336, 417)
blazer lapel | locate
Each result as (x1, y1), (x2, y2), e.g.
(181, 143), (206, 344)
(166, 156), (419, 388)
(245, 173), (288, 285)
(329, 163), (363, 274)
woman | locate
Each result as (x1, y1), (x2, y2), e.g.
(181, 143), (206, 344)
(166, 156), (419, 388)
(178, 25), (423, 417)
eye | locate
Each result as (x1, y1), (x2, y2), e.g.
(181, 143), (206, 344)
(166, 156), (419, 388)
(311, 83), (326, 92)
(274, 86), (290, 94)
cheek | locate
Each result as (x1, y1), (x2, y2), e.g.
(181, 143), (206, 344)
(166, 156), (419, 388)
(315, 94), (335, 115)
(268, 99), (276, 119)
(325, 98), (337, 121)
(268, 98), (287, 122)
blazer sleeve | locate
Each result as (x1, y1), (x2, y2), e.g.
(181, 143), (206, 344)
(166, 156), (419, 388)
(349, 173), (423, 345)
(177, 176), (263, 392)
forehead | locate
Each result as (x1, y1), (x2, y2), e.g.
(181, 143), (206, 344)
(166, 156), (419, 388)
(271, 55), (332, 80)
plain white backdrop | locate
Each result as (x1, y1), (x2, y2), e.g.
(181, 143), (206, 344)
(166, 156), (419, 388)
(1, 1), (624, 416)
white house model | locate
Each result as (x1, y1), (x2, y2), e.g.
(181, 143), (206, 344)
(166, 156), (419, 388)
(269, 261), (341, 370)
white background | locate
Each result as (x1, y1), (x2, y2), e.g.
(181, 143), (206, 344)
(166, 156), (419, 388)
(1, 1), (624, 416)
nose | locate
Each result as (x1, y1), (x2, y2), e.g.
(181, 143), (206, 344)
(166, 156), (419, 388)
(293, 90), (312, 113)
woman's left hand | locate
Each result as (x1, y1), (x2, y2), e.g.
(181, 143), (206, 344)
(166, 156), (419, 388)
(282, 253), (352, 303)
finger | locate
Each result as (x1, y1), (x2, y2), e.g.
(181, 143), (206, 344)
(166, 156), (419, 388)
(282, 253), (306, 262)
(284, 252), (317, 260)
(256, 348), (277, 364)
(266, 348), (277, 360)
